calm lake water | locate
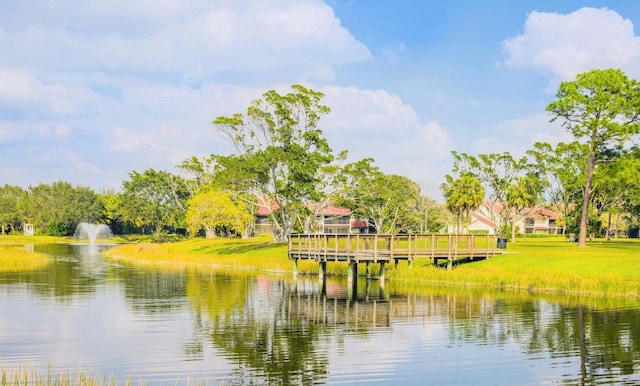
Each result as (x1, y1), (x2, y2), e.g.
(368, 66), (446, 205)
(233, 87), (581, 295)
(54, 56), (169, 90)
(1, 244), (639, 385)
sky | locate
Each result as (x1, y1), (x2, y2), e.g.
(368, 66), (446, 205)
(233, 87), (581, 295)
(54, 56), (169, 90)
(1, 0), (639, 198)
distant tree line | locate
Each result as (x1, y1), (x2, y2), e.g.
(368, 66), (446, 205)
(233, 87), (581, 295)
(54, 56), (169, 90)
(1, 70), (638, 244)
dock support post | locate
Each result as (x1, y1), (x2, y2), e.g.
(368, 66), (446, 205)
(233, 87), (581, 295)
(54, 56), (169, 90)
(366, 261), (371, 279)
(347, 261), (358, 283)
(293, 258), (298, 278)
(379, 262), (386, 283)
(348, 277), (357, 301)
(319, 261), (327, 279)
(319, 275), (326, 296)
(446, 259), (452, 270)
(408, 260), (413, 269)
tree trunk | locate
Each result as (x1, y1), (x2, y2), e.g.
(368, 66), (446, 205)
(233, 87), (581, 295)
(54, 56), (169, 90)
(510, 209), (517, 243)
(578, 145), (596, 247)
(205, 227), (216, 239)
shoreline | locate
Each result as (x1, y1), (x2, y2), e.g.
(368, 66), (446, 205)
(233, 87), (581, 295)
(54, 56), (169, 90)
(101, 236), (640, 300)
(1, 234), (638, 299)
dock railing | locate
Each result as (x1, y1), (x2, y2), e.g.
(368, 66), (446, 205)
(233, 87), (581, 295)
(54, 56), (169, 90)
(288, 233), (500, 266)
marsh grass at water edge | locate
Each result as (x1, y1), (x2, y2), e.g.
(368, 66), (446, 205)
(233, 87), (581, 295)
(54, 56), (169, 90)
(103, 236), (640, 299)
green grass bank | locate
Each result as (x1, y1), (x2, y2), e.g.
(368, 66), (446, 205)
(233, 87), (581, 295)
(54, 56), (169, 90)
(103, 236), (640, 299)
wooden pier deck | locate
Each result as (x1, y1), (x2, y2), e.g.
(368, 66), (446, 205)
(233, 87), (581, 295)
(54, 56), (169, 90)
(288, 233), (502, 278)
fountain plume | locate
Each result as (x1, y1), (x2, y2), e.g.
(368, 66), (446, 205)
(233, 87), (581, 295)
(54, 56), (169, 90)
(74, 222), (112, 244)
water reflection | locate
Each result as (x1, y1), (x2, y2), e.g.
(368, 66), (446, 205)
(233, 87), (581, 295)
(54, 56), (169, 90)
(0, 245), (638, 385)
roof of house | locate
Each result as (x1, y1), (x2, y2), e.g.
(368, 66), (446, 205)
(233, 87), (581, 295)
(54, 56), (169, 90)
(478, 201), (561, 221)
(307, 203), (351, 216)
(256, 196), (279, 216)
(470, 211), (498, 229)
(522, 205), (560, 220)
(256, 198), (351, 216)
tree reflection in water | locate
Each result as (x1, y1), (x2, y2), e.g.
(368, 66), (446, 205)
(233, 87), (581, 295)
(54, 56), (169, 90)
(3, 248), (638, 385)
(183, 273), (640, 385)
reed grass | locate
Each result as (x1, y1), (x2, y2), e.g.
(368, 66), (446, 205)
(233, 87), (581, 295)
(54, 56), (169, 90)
(103, 235), (640, 299)
(0, 365), (209, 386)
(0, 245), (51, 273)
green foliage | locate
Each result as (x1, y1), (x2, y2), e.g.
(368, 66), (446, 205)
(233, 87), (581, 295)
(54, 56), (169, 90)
(506, 174), (543, 241)
(449, 151), (539, 237)
(97, 190), (122, 234)
(441, 172), (485, 232)
(338, 159), (422, 233)
(19, 181), (104, 236)
(119, 169), (189, 236)
(186, 190), (253, 238)
(527, 141), (588, 233)
(212, 85), (337, 241)
(45, 222), (68, 237)
(0, 184), (25, 234)
(547, 68), (640, 246)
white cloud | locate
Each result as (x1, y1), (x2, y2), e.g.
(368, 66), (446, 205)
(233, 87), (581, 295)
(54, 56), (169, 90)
(0, 0), (371, 82)
(320, 86), (452, 189)
(502, 7), (640, 81)
(472, 112), (571, 156)
(421, 121), (452, 159)
(0, 68), (41, 100)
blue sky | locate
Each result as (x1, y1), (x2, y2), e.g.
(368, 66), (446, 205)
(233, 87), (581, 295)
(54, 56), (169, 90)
(1, 1), (639, 197)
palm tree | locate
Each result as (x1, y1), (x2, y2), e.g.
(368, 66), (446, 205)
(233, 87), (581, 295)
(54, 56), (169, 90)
(441, 173), (485, 233)
(506, 175), (541, 242)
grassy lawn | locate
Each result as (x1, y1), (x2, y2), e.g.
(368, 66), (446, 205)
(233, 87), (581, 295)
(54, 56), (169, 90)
(0, 235), (67, 245)
(391, 237), (640, 298)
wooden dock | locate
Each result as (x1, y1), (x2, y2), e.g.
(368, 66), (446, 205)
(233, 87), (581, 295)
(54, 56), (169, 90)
(288, 233), (502, 280)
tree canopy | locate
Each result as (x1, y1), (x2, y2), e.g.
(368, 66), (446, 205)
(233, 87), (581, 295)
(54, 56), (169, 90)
(212, 84), (336, 241)
(119, 169), (189, 236)
(441, 172), (485, 233)
(547, 68), (640, 246)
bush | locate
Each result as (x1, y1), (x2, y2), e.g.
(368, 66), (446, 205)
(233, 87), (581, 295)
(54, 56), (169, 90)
(46, 222), (69, 236)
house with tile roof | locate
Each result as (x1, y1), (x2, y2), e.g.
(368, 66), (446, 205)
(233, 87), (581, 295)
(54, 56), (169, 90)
(254, 198), (370, 235)
(447, 202), (564, 235)
(517, 205), (564, 235)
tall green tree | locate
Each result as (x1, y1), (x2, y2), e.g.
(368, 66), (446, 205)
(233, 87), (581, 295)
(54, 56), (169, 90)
(186, 190), (253, 238)
(450, 151), (530, 233)
(527, 141), (588, 235)
(119, 169), (189, 236)
(547, 68), (640, 247)
(441, 172), (485, 233)
(338, 159), (422, 233)
(506, 174), (543, 242)
(212, 85), (335, 241)
(177, 155), (219, 197)
(592, 148), (640, 239)
(20, 181), (103, 236)
(97, 190), (123, 234)
(0, 184), (26, 234)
